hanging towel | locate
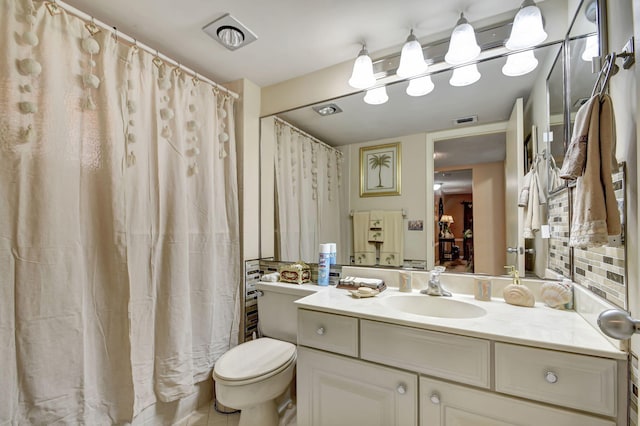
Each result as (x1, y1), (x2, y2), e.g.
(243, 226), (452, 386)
(519, 169), (533, 207)
(368, 229), (384, 243)
(523, 171), (542, 238)
(570, 94), (621, 247)
(560, 95), (599, 180)
(379, 211), (404, 267)
(370, 210), (384, 229)
(353, 211), (376, 265)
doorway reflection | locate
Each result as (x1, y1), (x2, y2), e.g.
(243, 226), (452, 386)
(434, 169), (474, 273)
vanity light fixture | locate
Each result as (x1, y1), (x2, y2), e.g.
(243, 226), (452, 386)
(396, 29), (428, 78)
(450, 63), (481, 87)
(502, 49), (539, 76)
(203, 13), (258, 51)
(363, 86), (389, 105)
(406, 75), (435, 97)
(505, 0), (548, 50)
(348, 45), (376, 89)
(445, 13), (481, 65)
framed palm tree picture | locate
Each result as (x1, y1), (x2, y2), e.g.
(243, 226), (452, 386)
(359, 142), (401, 197)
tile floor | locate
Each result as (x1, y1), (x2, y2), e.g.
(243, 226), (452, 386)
(183, 403), (297, 426)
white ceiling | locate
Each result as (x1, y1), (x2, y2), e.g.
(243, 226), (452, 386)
(64, 0), (540, 87)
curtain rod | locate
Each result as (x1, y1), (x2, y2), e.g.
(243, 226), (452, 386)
(274, 117), (343, 156)
(49, 0), (239, 99)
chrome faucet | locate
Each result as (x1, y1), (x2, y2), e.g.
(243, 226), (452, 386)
(421, 266), (451, 297)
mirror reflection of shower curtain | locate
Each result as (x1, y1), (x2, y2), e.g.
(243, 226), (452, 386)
(275, 121), (342, 264)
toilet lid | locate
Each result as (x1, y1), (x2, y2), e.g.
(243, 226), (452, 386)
(214, 337), (296, 382)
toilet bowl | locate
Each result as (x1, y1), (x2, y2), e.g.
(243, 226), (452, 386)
(213, 282), (320, 426)
(213, 337), (297, 426)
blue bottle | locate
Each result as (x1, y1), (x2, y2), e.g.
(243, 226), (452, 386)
(318, 244), (330, 286)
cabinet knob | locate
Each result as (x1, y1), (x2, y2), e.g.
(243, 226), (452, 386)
(545, 371), (558, 384)
(316, 327), (325, 335)
(396, 384), (407, 395)
(430, 392), (441, 404)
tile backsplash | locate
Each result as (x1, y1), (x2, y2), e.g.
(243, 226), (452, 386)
(547, 188), (571, 278)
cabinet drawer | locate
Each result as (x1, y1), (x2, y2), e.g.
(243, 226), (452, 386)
(361, 320), (490, 388)
(298, 309), (358, 357)
(421, 377), (615, 426)
(494, 343), (617, 416)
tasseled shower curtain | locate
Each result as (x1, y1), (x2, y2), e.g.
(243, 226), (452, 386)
(274, 120), (343, 264)
(0, 0), (240, 424)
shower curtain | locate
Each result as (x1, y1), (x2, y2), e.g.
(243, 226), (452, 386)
(275, 120), (343, 263)
(0, 0), (240, 423)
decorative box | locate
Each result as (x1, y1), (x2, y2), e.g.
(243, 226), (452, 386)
(279, 261), (311, 284)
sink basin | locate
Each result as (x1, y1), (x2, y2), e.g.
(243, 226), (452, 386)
(381, 295), (487, 319)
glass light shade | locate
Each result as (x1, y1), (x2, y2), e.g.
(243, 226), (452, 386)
(449, 64), (481, 87)
(505, 2), (548, 50)
(348, 47), (376, 89)
(433, 183), (442, 191)
(582, 34), (599, 62)
(502, 50), (538, 76)
(363, 86), (389, 105)
(444, 15), (480, 65)
(396, 32), (428, 78)
(406, 75), (435, 96)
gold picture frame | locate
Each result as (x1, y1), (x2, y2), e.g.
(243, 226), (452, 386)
(360, 142), (401, 197)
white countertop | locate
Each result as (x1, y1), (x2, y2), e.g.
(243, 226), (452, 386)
(293, 285), (627, 360)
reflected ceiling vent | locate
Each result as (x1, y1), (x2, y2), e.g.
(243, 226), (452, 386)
(203, 13), (258, 51)
(312, 103), (343, 116)
(453, 115), (478, 126)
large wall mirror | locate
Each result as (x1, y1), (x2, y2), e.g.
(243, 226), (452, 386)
(260, 0), (611, 281)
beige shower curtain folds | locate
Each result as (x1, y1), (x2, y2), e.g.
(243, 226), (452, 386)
(0, 0), (240, 423)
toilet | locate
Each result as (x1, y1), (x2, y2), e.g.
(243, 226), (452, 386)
(213, 282), (319, 426)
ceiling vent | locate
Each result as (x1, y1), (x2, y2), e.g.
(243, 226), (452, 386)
(312, 103), (343, 116)
(453, 115), (478, 126)
(203, 13), (258, 51)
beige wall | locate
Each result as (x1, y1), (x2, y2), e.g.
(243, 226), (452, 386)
(348, 133), (428, 262)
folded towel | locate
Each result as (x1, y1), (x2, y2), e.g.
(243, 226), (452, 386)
(353, 211), (376, 265)
(368, 230), (384, 242)
(370, 210), (384, 229)
(337, 276), (387, 292)
(380, 210), (404, 267)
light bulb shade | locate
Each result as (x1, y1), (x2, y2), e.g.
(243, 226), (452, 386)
(364, 86), (389, 105)
(449, 64), (481, 87)
(505, 3), (548, 50)
(502, 50), (538, 76)
(396, 33), (428, 78)
(434, 183), (442, 190)
(445, 18), (480, 65)
(348, 48), (376, 89)
(582, 34), (599, 62)
(406, 75), (435, 96)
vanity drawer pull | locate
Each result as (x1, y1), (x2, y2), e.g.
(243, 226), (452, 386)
(316, 327), (325, 335)
(430, 392), (441, 404)
(544, 371), (558, 384)
(396, 384), (407, 395)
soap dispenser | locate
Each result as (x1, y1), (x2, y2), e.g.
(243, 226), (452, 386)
(502, 265), (535, 307)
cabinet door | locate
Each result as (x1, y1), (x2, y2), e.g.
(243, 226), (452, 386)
(298, 347), (417, 426)
(420, 377), (615, 426)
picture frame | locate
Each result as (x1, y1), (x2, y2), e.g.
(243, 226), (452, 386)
(359, 142), (401, 197)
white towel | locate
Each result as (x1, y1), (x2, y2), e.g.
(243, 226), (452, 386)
(353, 211), (376, 265)
(379, 210), (404, 267)
(523, 170), (542, 238)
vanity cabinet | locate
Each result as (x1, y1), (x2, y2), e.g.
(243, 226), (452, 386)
(297, 308), (623, 426)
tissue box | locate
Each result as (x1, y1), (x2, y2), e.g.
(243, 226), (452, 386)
(279, 261), (311, 284)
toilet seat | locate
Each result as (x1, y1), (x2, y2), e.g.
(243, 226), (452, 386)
(214, 338), (296, 386)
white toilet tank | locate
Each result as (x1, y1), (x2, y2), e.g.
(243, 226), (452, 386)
(256, 282), (320, 343)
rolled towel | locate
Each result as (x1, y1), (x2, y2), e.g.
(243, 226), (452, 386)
(261, 272), (280, 282)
